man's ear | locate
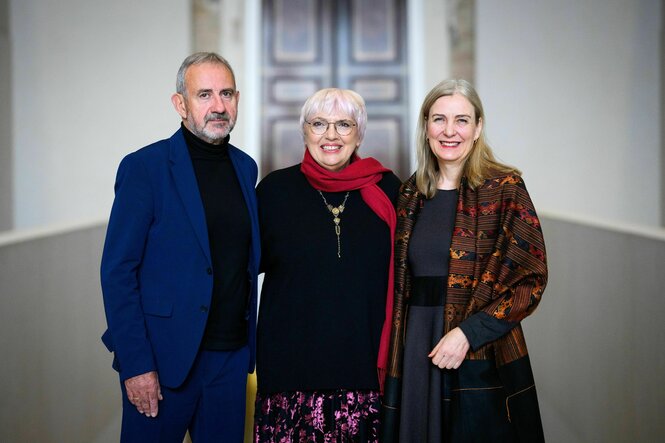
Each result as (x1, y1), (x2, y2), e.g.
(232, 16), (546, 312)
(171, 93), (187, 119)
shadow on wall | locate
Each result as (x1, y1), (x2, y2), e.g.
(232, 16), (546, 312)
(0, 224), (119, 442)
(525, 214), (665, 442)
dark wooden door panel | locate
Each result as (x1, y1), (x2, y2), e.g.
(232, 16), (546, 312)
(262, 0), (408, 179)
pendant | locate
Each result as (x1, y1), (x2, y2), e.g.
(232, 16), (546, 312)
(317, 190), (350, 258)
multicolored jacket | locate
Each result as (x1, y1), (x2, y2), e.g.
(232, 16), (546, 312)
(383, 172), (547, 442)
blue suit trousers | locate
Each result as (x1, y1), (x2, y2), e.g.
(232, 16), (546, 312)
(120, 346), (249, 443)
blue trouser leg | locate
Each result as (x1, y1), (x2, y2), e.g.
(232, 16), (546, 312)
(189, 346), (249, 442)
(120, 346), (249, 443)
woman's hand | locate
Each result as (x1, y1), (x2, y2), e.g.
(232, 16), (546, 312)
(428, 327), (470, 369)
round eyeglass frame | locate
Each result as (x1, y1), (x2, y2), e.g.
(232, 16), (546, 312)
(305, 119), (357, 136)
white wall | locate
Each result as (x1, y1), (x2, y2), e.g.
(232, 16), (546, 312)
(218, 0), (260, 167)
(476, 0), (662, 227)
(407, 0), (451, 171)
(0, 0), (12, 231)
(11, 1), (662, 230)
(661, 6), (665, 225)
(10, 0), (191, 229)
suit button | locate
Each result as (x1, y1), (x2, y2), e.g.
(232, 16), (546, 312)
(206, 267), (212, 275)
(200, 305), (208, 313)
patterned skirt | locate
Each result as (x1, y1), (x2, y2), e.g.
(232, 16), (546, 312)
(254, 389), (380, 442)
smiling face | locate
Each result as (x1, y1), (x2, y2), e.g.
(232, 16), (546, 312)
(171, 62), (239, 144)
(427, 93), (483, 170)
(304, 110), (360, 172)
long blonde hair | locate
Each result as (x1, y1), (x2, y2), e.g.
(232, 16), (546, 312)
(415, 79), (520, 198)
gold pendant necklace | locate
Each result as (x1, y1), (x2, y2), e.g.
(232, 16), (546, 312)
(317, 190), (350, 258)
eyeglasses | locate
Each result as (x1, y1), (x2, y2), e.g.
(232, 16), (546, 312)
(305, 119), (356, 136)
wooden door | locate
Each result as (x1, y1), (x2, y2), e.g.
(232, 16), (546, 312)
(261, 0), (409, 179)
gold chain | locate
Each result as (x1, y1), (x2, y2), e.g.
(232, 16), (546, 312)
(317, 190), (350, 258)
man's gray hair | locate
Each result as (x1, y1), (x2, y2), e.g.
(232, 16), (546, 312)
(175, 52), (236, 96)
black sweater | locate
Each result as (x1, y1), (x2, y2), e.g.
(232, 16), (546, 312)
(256, 164), (401, 393)
(183, 125), (251, 350)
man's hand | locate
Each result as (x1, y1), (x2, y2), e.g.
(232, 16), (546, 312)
(125, 371), (163, 417)
(428, 327), (470, 369)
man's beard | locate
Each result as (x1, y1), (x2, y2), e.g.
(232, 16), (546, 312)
(190, 112), (236, 144)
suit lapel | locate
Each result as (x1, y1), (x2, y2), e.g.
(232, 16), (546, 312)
(169, 129), (211, 264)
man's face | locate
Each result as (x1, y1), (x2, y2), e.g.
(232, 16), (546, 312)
(172, 62), (239, 144)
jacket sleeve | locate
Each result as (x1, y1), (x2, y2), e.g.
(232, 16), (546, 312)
(100, 153), (157, 381)
(460, 177), (547, 350)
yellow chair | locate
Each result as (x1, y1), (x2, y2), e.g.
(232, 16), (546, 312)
(244, 371), (257, 443)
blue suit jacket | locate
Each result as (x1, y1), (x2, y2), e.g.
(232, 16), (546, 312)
(100, 128), (260, 388)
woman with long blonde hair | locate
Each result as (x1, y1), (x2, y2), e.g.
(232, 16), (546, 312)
(382, 79), (547, 442)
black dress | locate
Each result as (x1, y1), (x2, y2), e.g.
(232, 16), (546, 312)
(399, 189), (519, 442)
(399, 189), (457, 443)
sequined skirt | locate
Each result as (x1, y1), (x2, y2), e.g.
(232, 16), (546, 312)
(254, 389), (380, 442)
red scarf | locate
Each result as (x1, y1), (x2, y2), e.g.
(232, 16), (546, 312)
(300, 149), (395, 392)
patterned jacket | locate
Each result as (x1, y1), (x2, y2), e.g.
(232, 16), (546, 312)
(383, 172), (547, 441)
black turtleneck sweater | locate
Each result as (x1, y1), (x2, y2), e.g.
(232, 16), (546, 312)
(182, 124), (251, 351)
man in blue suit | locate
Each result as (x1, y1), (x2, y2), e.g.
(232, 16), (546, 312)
(101, 52), (260, 442)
